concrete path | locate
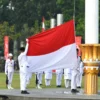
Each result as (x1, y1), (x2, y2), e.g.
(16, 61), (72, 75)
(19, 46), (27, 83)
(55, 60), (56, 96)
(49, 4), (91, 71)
(0, 88), (100, 100)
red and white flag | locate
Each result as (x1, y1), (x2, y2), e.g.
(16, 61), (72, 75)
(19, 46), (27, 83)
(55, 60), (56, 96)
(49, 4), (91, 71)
(42, 17), (45, 32)
(26, 20), (77, 72)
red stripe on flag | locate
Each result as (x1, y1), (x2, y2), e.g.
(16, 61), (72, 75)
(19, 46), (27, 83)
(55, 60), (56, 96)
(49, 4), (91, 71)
(27, 20), (75, 56)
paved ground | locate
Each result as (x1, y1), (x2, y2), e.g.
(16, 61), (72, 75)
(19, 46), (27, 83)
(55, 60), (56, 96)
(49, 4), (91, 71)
(0, 88), (100, 100)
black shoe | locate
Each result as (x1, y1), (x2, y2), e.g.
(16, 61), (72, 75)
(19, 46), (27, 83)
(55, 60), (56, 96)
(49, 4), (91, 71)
(56, 85), (61, 87)
(71, 89), (79, 93)
(77, 86), (81, 88)
(21, 90), (30, 94)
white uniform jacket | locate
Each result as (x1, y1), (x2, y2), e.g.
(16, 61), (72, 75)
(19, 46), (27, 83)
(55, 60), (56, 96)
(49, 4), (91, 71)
(18, 44), (30, 73)
(5, 59), (14, 73)
(80, 61), (84, 74)
(77, 56), (81, 71)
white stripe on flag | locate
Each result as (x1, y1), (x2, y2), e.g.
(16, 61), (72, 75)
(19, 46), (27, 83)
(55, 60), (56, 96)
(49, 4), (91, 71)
(27, 43), (77, 72)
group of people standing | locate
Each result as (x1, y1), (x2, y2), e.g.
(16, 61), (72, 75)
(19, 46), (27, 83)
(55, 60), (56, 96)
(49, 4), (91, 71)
(5, 45), (30, 94)
(34, 49), (84, 94)
(5, 46), (84, 94)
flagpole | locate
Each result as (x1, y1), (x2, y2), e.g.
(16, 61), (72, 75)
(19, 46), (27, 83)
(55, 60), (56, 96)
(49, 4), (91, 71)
(50, 18), (56, 28)
(42, 16), (45, 32)
(73, 0), (76, 35)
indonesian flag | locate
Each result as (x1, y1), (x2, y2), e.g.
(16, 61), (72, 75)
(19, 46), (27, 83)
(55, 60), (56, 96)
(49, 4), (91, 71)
(42, 17), (45, 32)
(26, 20), (77, 72)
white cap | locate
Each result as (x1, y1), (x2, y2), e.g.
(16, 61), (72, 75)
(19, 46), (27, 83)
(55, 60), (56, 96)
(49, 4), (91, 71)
(8, 53), (13, 57)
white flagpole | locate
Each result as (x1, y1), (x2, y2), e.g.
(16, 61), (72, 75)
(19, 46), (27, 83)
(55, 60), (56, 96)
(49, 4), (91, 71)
(42, 17), (45, 32)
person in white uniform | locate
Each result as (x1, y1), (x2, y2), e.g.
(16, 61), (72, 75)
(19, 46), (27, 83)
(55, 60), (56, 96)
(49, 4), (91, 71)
(75, 55), (81, 88)
(35, 72), (42, 89)
(44, 70), (52, 86)
(5, 53), (14, 89)
(56, 69), (63, 87)
(71, 49), (80, 93)
(37, 71), (43, 85)
(76, 57), (83, 88)
(64, 68), (71, 88)
(18, 46), (30, 94)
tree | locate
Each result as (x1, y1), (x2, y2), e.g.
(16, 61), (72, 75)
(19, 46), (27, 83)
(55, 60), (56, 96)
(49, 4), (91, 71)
(0, 0), (99, 44)
(0, 22), (9, 46)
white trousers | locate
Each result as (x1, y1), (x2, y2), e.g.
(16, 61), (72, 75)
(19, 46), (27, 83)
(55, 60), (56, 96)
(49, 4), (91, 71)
(37, 73), (43, 84)
(56, 73), (63, 86)
(76, 72), (83, 87)
(45, 79), (51, 86)
(71, 69), (78, 89)
(20, 72), (27, 90)
(8, 72), (14, 85)
(64, 79), (71, 88)
(26, 72), (32, 85)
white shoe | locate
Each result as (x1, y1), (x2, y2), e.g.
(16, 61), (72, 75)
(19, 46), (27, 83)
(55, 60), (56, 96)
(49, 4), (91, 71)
(65, 86), (70, 89)
(10, 86), (14, 89)
(8, 85), (14, 89)
(7, 85), (10, 89)
(8, 86), (10, 89)
(37, 85), (42, 89)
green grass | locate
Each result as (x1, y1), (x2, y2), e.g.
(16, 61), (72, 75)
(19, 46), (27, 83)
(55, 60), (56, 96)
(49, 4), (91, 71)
(0, 72), (100, 89)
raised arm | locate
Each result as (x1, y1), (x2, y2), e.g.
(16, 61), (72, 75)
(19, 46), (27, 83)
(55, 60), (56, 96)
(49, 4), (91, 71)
(24, 39), (29, 55)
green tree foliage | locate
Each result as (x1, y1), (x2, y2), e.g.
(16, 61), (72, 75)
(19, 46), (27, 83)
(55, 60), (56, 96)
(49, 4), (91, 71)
(0, 22), (10, 46)
(0, 0), (100, 45)
(75, 0), (85, 42)
(0, 22), (21, 46)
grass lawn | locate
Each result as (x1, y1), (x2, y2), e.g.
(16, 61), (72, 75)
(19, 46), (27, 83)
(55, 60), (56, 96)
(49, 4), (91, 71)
(0, 72), (100, 89)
